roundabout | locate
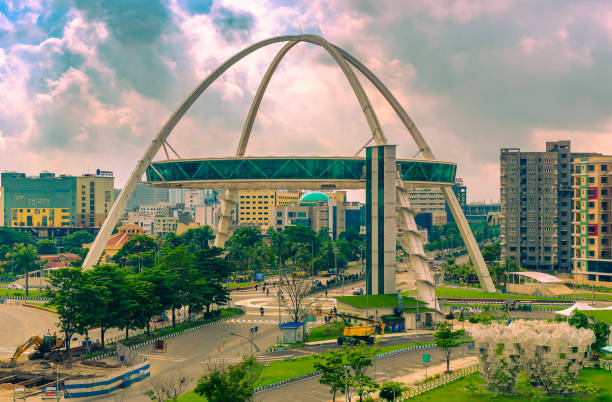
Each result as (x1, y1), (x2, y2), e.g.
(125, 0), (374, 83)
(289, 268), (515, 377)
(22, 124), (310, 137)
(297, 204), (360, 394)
(83, 34), (496, 309)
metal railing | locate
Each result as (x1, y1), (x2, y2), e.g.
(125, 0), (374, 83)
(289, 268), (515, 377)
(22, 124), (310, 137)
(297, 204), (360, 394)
(404, 364), (479, 398)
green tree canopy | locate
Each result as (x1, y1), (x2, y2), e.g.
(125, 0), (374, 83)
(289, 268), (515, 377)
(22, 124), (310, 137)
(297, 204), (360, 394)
(61, 231), (94, 252)
(37, 239), (58, 255)
(195, 356), (262, 402)
(434, 322), (466, 373)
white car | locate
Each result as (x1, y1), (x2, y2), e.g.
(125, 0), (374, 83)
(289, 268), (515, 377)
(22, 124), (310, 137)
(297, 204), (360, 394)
(8, 284), (24, 290)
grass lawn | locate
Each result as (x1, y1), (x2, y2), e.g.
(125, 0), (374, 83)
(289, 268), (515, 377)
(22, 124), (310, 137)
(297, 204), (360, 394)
(24, 302), (57, 312)
(177, 390), (206, 401)
(257, 341), (434, 387)
(225, 281), (262, 289)
(580, 310), (612, 325)
(336, 294), (419, 308)
(430, 287), (560, 301)
(571, 293), (612, 301)
(307, 323), (345, 342)
(0, 288), (43, 298)
(411, 368), (612, 402)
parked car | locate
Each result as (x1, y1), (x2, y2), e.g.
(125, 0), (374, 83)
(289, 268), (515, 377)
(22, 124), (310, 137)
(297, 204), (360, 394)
(8, 284), (24, 290)
(352, 288), (364, 295)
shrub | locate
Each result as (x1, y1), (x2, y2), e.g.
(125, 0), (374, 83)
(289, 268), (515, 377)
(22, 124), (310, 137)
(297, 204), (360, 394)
(379, 381), (407, 401)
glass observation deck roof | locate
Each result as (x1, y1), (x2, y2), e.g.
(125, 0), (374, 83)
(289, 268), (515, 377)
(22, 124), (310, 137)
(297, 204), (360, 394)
(146, 157), (456, 190)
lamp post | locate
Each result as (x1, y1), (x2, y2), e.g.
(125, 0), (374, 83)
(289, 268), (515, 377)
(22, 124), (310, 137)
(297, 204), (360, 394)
(230, 330), (260, 390)
(311, 241), (314, 278)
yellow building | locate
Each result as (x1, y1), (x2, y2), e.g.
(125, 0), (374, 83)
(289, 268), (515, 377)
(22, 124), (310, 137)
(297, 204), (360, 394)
(572, 156), (612, 287)
(237, 190), (302, 230)
(11, 207), (71, 227)
(75, 175), (115, 228)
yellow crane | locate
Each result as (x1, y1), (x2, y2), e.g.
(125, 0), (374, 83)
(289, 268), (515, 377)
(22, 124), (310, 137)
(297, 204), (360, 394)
(10, 335), (64, 365)
(313, 309), (385, 345)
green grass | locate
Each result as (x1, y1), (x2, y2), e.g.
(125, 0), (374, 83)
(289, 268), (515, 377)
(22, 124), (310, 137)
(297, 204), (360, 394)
(0, 288), (43, 298)
(336, 294), (418, 308)
(580, 310), (612, 325)
(306, 323), (345, 342)
(571, 293), (612, 301)
(225, 281), (262, 289)
(257, 341), (434, 387)
(177, 390), (206, 401)
(411, 368), (612, 401)
(431, 287), (559, 301)
(24, 302), (57, 312)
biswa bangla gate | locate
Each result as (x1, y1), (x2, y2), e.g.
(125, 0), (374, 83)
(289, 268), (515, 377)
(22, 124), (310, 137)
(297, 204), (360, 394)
(82, 35), (496, 308)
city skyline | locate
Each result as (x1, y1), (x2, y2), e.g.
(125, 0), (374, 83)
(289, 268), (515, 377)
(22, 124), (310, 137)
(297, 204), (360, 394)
(2, 1), (612, 202)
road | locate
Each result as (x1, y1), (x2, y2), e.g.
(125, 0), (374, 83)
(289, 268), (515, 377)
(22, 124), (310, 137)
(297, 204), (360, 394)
(0, 303), (59, 358)
(255, 345), (476, 401)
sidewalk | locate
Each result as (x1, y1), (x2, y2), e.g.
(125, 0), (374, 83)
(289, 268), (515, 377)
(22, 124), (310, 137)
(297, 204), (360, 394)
(392, 355), (478, 385)
(305, 330), (436, 346)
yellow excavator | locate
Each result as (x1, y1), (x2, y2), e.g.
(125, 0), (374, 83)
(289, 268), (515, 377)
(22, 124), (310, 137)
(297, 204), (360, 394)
(10, 335), (64, 365)
(313, 309), (385, 345)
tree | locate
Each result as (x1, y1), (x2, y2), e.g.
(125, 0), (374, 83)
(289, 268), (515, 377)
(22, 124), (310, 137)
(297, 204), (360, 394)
(568, 310), (589, 329)
(61, 231), (94, 253)
(591, 320), (611, 351)
(112, 235), (158, 267)
(122, 274), (159, 339)
(145, 373), (188, 402)
(379, 381), (408, 401)
(195, 356), (261, 402)
(434, 322), (465, 373)
(0, 227), (35, 247)
(345, 342), (379, 401)
(314, 349), (346, 401)
(88, 265), (135, 346)
(569, 311), (610, 351)
(280, 276), (318, 322)
(228, 227), (262, 272)
(481, 241), (500, 262)
(47, 267), (89, 356)
(37, 239), (58, 255)
(166, 226), (214, 252)
(7, 243), (40, 295)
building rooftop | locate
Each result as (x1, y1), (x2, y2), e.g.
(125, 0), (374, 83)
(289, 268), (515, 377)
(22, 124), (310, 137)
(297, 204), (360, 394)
(300, 192), (330, 203)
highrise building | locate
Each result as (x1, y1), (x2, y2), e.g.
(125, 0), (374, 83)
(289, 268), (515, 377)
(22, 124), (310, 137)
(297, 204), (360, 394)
(1, 171), (114, 235)
(237, 190), (302, 230)
(125, 182), (169, 211)
(500, 141), (598, 271)
(572, 156), (612, 286)
(407, 187), (447, 226)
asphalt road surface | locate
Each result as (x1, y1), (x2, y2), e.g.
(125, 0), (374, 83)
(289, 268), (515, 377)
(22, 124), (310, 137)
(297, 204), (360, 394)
(255, 345), (476, 401)
(0, 303), (59, 358)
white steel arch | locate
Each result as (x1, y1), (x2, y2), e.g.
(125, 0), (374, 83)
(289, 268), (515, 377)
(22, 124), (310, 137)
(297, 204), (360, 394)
(83, 34), (495, 305)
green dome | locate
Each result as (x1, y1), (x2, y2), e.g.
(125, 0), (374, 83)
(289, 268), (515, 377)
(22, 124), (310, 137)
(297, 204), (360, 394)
(299, 191), (331, 203)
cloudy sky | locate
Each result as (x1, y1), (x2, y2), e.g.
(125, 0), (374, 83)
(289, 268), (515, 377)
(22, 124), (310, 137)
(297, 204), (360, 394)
(1, 0), (612, 202)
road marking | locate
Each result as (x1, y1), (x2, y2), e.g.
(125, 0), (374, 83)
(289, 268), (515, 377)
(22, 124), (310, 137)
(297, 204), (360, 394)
(203, 355), (292, 364)
(228, 319), (277, 325)
(140, 354), (186, 362)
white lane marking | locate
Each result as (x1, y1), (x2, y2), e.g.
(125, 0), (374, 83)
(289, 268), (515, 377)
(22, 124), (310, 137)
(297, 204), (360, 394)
(140, 354), (186, 362)
(203, 355), (292, 363)
(228, 319), (277, 324)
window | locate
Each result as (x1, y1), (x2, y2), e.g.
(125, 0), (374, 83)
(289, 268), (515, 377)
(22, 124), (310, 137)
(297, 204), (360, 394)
(602, 177), (608, 184)
(588, 164), (595, 171)
(602, 165), (608, 171)
(589, 177), (595, 183)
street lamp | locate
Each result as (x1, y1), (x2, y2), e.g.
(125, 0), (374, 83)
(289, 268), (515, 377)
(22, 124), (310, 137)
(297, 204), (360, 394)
(230, 330), (261, 390)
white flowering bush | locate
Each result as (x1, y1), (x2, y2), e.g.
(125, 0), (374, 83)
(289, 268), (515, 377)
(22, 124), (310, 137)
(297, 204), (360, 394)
(471, 320), (594, 395)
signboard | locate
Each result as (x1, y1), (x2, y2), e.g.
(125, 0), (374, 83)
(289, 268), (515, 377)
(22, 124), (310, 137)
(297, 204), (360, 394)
(96, 169), (114, 177)
(422, 353), (430, 363)
(255, 273), (264, 281)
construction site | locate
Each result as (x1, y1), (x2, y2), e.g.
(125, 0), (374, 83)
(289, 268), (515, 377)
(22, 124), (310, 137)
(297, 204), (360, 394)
(0, 333), (123, 399)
